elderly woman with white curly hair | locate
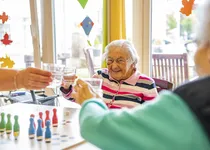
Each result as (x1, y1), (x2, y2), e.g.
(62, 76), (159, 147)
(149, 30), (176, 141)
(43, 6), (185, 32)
(69, 1), (210, 149)
(61, 39), (158, 108)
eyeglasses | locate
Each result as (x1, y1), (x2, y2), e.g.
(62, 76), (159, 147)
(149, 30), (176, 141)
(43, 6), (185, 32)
(106, 58), (129, 65)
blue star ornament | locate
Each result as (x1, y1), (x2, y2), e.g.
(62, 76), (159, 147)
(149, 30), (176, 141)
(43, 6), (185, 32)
(80, 16), (94, 36)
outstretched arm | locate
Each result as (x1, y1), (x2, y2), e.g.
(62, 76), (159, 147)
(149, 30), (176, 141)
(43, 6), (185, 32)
(0, 69), (18, 90)
(79, 91), (209, 150)
(0, 68), (52, 91)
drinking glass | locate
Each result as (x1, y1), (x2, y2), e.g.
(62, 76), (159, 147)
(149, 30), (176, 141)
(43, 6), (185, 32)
(43, 63), (65, 88)
(62, 67), (77, 88)
(82, 78), (103, 97)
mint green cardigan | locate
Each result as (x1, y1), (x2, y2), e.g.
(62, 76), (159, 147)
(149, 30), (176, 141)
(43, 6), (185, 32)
(79, 91), (210, 150)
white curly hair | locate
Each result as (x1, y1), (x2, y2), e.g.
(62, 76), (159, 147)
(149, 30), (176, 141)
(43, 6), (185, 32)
(102, 39), (139, 67)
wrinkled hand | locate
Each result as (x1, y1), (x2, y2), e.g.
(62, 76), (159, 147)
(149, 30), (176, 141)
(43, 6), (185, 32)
(16, 67), (52, 90)
(62, 75), (77, 89)
(71, 79), (97, 105)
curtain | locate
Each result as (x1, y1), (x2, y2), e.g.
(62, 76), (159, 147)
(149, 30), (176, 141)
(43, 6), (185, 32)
(102, 0), (126, 68)
(102, 0), (108, 68)
(109, 0), (126, 41)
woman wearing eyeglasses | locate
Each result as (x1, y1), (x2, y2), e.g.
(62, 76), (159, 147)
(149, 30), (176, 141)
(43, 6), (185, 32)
(61, 39), (158, 108)
(67, 1), (210, 149)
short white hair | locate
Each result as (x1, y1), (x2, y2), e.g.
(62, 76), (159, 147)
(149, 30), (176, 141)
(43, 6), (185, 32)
(196, 0), (210, 46)
(103, 39), (139, 66)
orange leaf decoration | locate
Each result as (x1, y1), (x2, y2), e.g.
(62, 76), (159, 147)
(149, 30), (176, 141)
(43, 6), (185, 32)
(1, 33), (13, 45)
(180, 0), (195, 16)
(0, 55), (15, 68)
(0, 12), (9, 24)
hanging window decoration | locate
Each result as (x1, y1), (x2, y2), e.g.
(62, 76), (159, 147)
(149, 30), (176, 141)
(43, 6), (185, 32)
(78, 0), (88, 9)
(0, 55), (15, 68)
(80, 16), (94, 46)
(180, 0), (195, 16)
(1, 33), (13, 45)
(0, 12), (8, 24)
(77, 0), (95, 46)
(0, 10), (15, 68)
(77, 0), (94, 46)
(80, 16), (94, 37)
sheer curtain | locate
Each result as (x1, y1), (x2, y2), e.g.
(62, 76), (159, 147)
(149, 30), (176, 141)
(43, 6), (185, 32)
(102, 0), (126, 68)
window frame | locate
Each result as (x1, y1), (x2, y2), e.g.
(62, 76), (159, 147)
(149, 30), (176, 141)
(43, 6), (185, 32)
(30, 0), (151, 76)
(29, 0), (42, 68)
(29, 0), (56, 68)
(132, 0), (151, 76)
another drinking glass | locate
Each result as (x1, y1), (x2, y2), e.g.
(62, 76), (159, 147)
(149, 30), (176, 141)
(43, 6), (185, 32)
(63, 67), (77, 88)
(82, 78), (103, 97)
(43, 63), (65, 88)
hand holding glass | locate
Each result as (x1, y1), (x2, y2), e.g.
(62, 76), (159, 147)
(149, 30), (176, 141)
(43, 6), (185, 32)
(43, 63), (64, 88)
(62, 67), (77, 89)
(82, 78), (103, 97)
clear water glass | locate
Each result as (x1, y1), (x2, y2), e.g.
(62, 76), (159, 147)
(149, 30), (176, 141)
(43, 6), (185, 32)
(82, 78), (103, 97)
(63, 67), (77, 87)
(43, 63), (65, 88)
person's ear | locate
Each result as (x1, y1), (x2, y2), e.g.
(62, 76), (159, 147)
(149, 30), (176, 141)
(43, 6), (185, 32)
(131, 63), (137, 71)
(131, 63), (135, 68)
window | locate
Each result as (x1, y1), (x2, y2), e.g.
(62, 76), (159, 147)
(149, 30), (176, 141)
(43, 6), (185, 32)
(53, 0), (103, 70)
(125, 0), (133, 41)
(0, 0), (35, 69)
(151, 0), (201, 87)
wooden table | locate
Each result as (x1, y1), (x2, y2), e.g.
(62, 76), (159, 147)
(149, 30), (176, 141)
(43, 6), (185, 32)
(0, 102), (100, 150)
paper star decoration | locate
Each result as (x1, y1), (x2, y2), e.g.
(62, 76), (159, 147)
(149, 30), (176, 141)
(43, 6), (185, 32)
(1, 33), (13, 45)
(180, 0), (195, 16)
(78, 0), (88, 9)
(80, 16), (94, 36)
(0, 55), (15, 68)
(0, 12), (9, 24)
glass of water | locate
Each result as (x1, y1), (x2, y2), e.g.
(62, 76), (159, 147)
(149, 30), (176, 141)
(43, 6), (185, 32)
(63, 67), (77, 88)
(43, 63), (65, 88)
(82, 78), (103, 97)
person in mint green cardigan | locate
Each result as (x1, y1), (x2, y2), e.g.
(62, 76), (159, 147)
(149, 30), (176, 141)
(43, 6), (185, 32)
(71, 1), (210, 149)
(72, 78), (210, 150)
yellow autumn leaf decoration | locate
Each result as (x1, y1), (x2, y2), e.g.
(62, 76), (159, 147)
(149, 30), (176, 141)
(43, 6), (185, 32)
(0, 55), (15, 68)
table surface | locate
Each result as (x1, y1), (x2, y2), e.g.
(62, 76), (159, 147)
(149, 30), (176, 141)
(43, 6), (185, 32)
(0, 100), (100, 150)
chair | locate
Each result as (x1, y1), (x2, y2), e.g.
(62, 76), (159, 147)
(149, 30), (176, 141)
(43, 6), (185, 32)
(24, 55), (34, 68)
(83, 47), (97, 77)
(153, 77), (173, 93)
(152, 53), (189, 87)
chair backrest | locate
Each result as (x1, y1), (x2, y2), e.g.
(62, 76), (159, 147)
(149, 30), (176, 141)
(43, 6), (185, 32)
(83, 47), (95, 77)
(153, 77), (173, 93)
(152, 53), (189, 87)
